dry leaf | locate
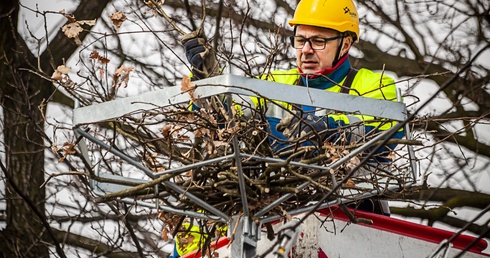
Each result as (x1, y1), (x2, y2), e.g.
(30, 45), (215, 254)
(51, 143), (59, 152)
(176, 135), (191, 141)
(113, 65), (134, 88)
(78, 19), (96, 26)
(145, 0), (165, 8)
(161, 227), (169, 241)
(89, 50), (110, 64)
(63, 142), (76, 155)
(52, 77), (74, 88)
(57, 65), (71, 74)
(51, 71), (63, 81)
(145, 0), (155, 8)
(344, 178), (356, 188)
(157, 211), (165, 221)
(63, 13), (76, 23)
(386, 151), (396, 160)
(161, 124), (172, 138)
(51, 65), (71, 80)
(181, 75), (197, 102)
(180, 75), (194, 92)
(143, 0), (159, 18)
(74, 37), (82, 46)
(110, 11), (127, 30)
(345, 156), (360, 170)
(58, 142), (76, 163)
(62, 22), (83, 39)
(61, 15), (96, 46)
(205, 140), (215, 154)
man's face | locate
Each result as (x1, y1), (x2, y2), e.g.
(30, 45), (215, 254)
(295, 25), (346, 74)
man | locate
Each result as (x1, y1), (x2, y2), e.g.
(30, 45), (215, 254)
(175, 0), (402, 256)
(183, 0), (402, 156)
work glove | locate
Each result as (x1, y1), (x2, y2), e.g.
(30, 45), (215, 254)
(180, 30), (219, 80)
(276, 111), (328, 141)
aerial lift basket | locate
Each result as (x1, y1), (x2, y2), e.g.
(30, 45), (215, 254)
(72, 74), (417, 257)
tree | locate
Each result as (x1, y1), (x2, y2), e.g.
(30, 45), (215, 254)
(0, 0), (488, 257)
(0, 3), (50, 256)
(0, 1), (111, 257)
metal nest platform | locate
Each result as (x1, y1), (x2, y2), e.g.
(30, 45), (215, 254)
(73, 74), (417, 257)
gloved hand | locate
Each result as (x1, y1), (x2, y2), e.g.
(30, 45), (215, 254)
(276, 111), (328, 141)
(181, 30), (219, 80)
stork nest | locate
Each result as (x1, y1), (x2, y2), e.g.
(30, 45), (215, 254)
(76, 94), (415, 223)
(71, 90), (420, 254)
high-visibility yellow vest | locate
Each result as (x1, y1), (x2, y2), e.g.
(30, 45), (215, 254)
(255, 68), (399, 132)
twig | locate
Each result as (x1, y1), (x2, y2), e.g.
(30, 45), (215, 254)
(147, 0), (186, 35)
(339, 204), (373, 225)
(226, 212), (244, 248)
(288, 168), (332, 192)
(41, 171), (89, 188)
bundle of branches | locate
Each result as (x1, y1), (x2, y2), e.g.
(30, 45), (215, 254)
(76, 87), (415, 220)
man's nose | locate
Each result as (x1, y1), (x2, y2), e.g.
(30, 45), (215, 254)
(301, 41), (315, 53)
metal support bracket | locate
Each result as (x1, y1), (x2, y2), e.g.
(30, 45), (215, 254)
(229, 215), (260, 258)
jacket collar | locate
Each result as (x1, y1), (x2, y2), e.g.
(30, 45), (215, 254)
(298, 55), (351, 90)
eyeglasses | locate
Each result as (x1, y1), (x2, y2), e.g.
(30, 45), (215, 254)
(290, 35), (343, 50)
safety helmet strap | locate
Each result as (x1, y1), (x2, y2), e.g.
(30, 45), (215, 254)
(332, 34), (346, 67)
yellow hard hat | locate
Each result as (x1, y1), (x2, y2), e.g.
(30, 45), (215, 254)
(289, 0), (360, 41)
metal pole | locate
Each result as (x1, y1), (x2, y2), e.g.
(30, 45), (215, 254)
(397, 88), (418, 181)
(226, 93), (258, 257)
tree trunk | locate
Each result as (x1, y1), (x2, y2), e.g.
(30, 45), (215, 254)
(0, 1), (50, 257)
(1, 1), (112, 256)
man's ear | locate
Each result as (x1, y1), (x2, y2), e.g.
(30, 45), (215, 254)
(341, 36), (353, 56)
